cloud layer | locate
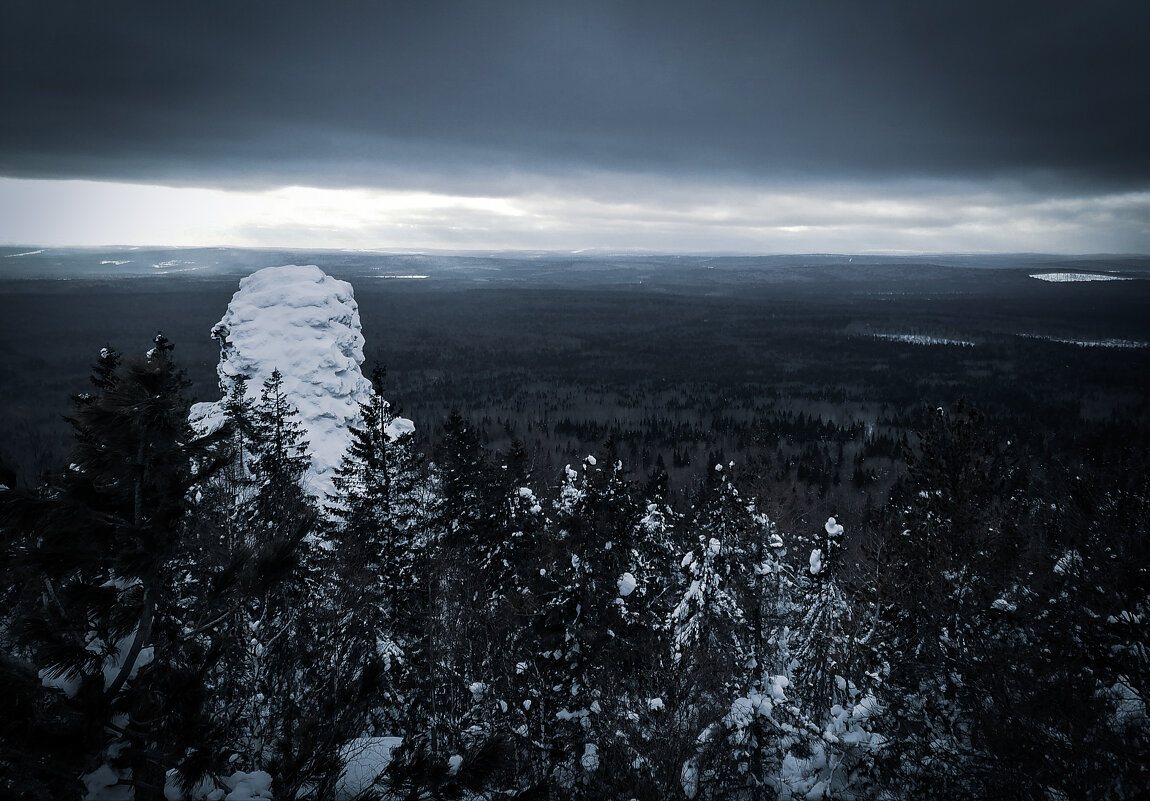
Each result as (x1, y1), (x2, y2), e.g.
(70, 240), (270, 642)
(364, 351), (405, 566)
(2, 1), (1148, 251)
(5, 177), (1147, 253)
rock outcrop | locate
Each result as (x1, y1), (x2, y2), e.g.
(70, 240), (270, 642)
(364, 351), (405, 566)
(190, 264), (374, 499)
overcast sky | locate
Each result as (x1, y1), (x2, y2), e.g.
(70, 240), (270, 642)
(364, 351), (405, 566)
(2, 0), (1147, 253)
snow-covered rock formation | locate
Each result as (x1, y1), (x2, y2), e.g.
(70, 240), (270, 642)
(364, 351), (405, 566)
(190, 265), (374, 499)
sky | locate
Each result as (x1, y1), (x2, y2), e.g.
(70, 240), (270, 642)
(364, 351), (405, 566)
(2, 0), (1148, 254)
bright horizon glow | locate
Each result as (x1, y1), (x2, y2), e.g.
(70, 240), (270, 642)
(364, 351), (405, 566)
(2, 176), (1149, 254)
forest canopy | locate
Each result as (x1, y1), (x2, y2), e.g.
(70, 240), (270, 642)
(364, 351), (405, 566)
(2, 259), (1148, 799)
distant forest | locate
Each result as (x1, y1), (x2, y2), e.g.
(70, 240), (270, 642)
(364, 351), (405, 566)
(1, 255), (1149, 798)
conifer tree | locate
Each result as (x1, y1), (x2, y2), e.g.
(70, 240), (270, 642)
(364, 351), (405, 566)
(326, 366), (423, 736)
(206, 367), (329, 792)
(871, 402), (1031, 796)
(249, 368), (314, 536)
(793, 516), (852, 712)
(535, 450), (673, 799)
(1, 335), (225, 799)
(673, 465), (798, 800)
(785, 516), (883, 800)
(418, 411), (502, 754)
(672, 467), (753, 695)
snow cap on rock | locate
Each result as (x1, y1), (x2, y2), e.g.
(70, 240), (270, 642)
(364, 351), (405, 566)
(189, 265), (375, 499)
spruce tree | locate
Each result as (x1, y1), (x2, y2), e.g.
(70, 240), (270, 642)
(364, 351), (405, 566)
(534, 450), (673, 799)
(204, 367), (329, 793)
(872, 402), (1031, 797)
(672, 465), (798, 801)
(1, 335), (225, 800)
(326, 366), (423, 737)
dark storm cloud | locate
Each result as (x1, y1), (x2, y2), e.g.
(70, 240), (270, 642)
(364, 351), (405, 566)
(2, 0), (1147, 191)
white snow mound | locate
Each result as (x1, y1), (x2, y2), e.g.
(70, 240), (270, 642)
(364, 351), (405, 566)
(618, 572), (637, 596)
(189, 265), (374, 499)
(1030, 272), (1134, 282)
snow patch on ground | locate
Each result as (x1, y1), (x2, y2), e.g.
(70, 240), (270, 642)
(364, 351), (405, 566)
(85, 764), (132, 800)
(1030, 272), (1135, 282)
(161, 769), (274, 801)
(220, 771), (273, 800)
(336, 737), (402, 800)
(872, 333), (975, 347)
(189, 265), (374, 499)
(1019, 333), (1148, 349)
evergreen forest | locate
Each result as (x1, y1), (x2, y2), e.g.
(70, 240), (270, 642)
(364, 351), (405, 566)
(2, 328), (1148, 800)
(1, 254), (1149, 799)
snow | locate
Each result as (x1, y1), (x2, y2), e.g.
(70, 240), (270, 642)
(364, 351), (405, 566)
(163, 771), (275, 801)
(1030, 272), (1135, 282)
(681, 759), (700, 799)
(824, 517), (843, 537)
(1019, 333), (1148, 349)
(1054, 549), (1082, 575)
(189, 265), (375, 499)
(335, 737), (402, 801)
(581, 742), (600, 772)
(809, 548), (823, 575)
(220, 771), (273, 801)
(724, 692), (774, 730)
(85, 764), (132, 801)
(556, 707), (590, 721)
(872, 333), (975, 347)
(618, 572), (637, 596)
(384, 416), (416, 441)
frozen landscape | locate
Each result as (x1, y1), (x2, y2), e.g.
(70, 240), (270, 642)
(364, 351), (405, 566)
(3, 0), (1149, 797)
(2, 257), (1147, 799)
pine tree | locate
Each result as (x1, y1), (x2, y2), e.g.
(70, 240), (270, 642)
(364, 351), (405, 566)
(673, 465), (798, 801)
(793, 516), (852, 713)
(199, 367), (330, 793)
(786, 516), (882, 800)
(672, 468), (753, 693)
(534, 450), (673, 799)
(871, 402), (1032, 797)
(1, 335), (226, 799)
(384, 411), (513, 795)
(249, 368), (314, 536)
(326, 366), (423, 737)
